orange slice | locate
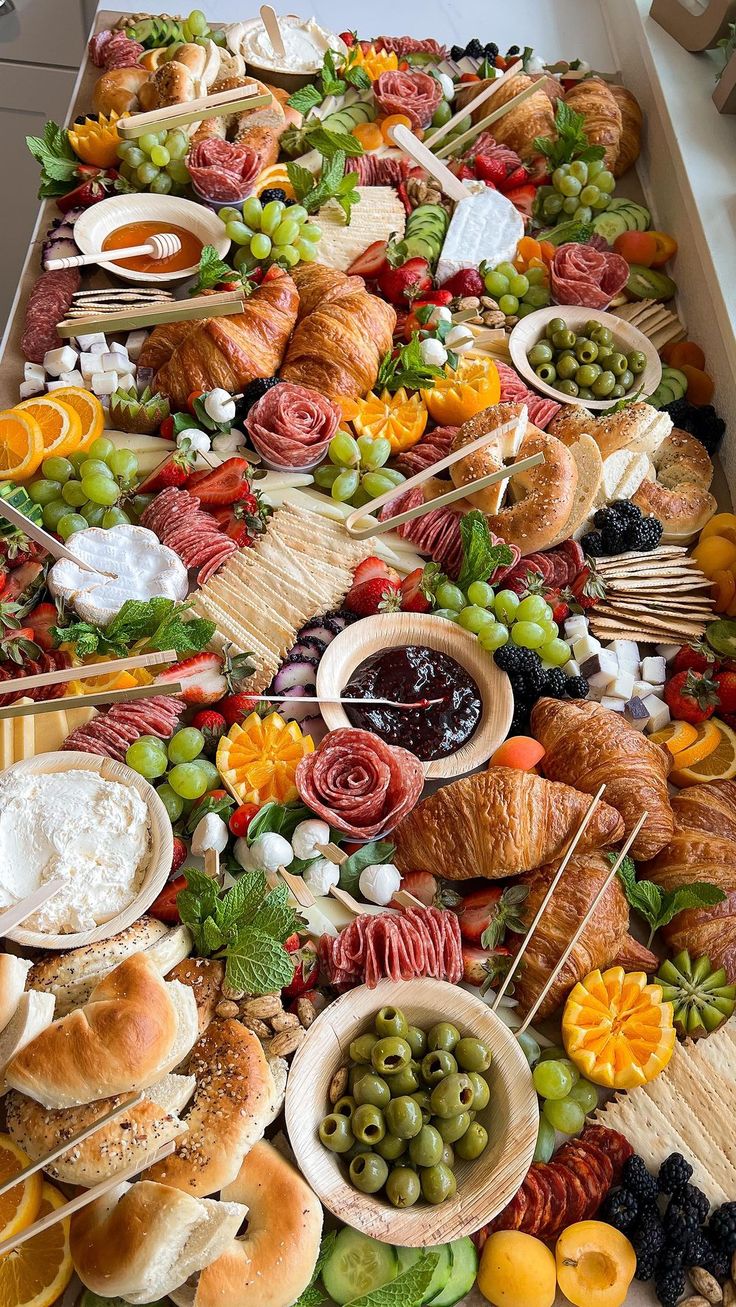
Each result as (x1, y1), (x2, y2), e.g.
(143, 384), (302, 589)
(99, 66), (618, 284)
(216, 711), (314, 805)
(649, 720), (698, 757)
(562, 966), (676, 1090)
(0, 1134), (42, 1242)
(0, 410), (44, 481)
(351, 387), (428, 453)
(14, 397), (82, 460)
(670, 718), (736, 787)
(665, 719), (720, 771)
(0, 1180), (73, 1307)
(48, 386), (104, 449)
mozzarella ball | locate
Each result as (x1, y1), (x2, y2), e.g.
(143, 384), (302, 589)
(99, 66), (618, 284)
(177, 428), (211, 453)
(204, 387), (236, 423)
(419, 337), (448, 368)
(302, 857), (340, 897)
(291, 818), (331, 861)
(359, 863), (402, 906)
(248, 832), (294, 871)
(191, 812), (229, 856)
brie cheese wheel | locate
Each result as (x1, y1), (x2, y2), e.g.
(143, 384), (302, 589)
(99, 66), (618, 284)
(436, 189), (524, 285)
(49, 524), (188, 625)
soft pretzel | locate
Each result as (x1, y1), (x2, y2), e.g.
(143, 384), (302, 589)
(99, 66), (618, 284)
(632, 428), (716, 540)
(483, 428), (579, 556)
(449, 402), (528, 513)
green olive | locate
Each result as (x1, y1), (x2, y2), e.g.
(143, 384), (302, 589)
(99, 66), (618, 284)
(545, 316), (566, 340)
(333, 1095), (356, 1119)
(421, 1050), (457, 1085)
(575, 363), (598, 388)
(352, 1103), (386, 1145)
(374, 1005), (409, 1039)
(386, 1167), (421, 1207)
(440, 1141), (455, 1168)
(349, 1033), (377, 1064)
(385, 1094), (423, 1139)
(610, 383), (626, 398)
(427, 1022), (461, 1054)
(410, 1090), (432, 1124)
(596, 343), (614, 363)
(345, 1140), (372, 1162)
(386, 1063), (420, 1096)
(575, 337), (598, 364)
(319, 1113), (354, 1153)
(551, 328), (576, 350)
(620, 367), (635, 390)
(349, 1151), (389, 1193)
(535, 362), (556, 384)
(349, 1065), (371, 1094)
(527, 341), (553, 368)
(467, 1071), (491, 1111)
(429, 1073), (474, 1119)
(455, 1121), (489, 1160)
(409, 1124), (444, 1168)
(420, 1162), (457, 1205)
(556, 378), (579, 397)
(556, 353), (578, 381)
(375, 1132), (408, 1161)
(609, 351), (628, 376)
(455, 1038), (492, 1074)
(435, 1111), (471, 1143)
(406, 1025), (427, 1058)
(371, 1036), (412, 1076)
(627, 349), (646, 374)
(583, 319), (601, 337)
(354, 1073), (391, 1109)
(590, 324), (613, 347)
(578, 386), (594, 400)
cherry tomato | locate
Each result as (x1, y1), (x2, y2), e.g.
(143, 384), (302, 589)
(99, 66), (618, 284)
(229, 802), (260, 837)
(149, 874), (187, 923)
(187, 389), (204, 414)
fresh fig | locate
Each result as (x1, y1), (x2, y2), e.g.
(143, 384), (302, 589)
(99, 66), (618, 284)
(656, 950), (736, 1038)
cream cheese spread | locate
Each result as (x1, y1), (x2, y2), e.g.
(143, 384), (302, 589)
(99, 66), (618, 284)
(0, 770), (150, 933)
(238, 16), (343, 73)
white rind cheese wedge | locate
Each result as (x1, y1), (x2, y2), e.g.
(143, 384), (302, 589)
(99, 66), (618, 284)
(436, 188), (523, 284)
(48, 524), (188, 625)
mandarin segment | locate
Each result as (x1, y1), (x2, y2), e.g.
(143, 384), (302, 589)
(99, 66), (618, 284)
(562, 966), (675, 1090)
(216, 711), (314, 805)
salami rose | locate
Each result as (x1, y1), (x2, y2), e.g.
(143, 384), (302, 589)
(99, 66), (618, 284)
(550, 242), (629, 309)
(374, 70), (443, 129)
(188, 139), (261, 203)
(245, 381), (340, 469)
(296, 727), (424, 839)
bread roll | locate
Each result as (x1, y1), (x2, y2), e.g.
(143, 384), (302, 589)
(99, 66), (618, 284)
(0, 956), (31, 1036)
(632, 428), (716, 539)
(92, 66), (148, 116)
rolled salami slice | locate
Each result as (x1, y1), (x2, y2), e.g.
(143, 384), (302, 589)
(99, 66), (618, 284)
(245, 381), (340, 469)
(550, 242), (629, 309)
(296, 727), (424, 840)
(374, 70), (443, 129)
(187, 138), (261, 203)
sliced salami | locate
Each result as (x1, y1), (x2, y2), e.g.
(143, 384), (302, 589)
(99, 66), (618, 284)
(88, 29), (113, 65)
(21, 268), (80, 363)
(580, 1124), (634, 1183)
(354, 155), (410, 186)
(375, 35), (447, 57)
(188, 138), (261, 203)
(296, 727), (423, 840)
(550, 242), (629, 310)
(374, 70), (443, 129)
(320, 906), (462, 988)
(245, 381), (339, 469)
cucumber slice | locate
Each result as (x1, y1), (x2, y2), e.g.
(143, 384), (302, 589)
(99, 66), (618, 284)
(662, 366), (687, 398)
(431, 1239), (479, 1307)
(591, 211), (629, 244)
(396, 1246), (452, 1303)
(322, 1229), (398, 1305)
(405, 237), (440, 262)
(602, 197), (651, 231)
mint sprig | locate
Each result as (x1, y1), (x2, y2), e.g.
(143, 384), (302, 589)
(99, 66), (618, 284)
(533, 98), (605, 170)
(614, 854), (725, 947)
(287, 150), (361, 221)
(457, 510), (513, 592)
(376, 334), (445, 394)
(52, 598), (215, 660)
(176, 868), (298, 994)
(26, 121), (78, 197)
(346, 1254), (439, 1307)
(190, 243), (235, 294)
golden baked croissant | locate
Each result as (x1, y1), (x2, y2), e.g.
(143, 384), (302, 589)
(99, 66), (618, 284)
(609, 85), (643, 176)
(153, 272), (299, 409)
(530, 697), (674, 860)
(640, 780), (736, 980)
(475, 74), (557, 161)
(564, 78), (622, 171)
(392, 766), (624, 881)
(513, 853), (656, 1019)
(280, 264), (396, 401)
(139, 320), (196, 372)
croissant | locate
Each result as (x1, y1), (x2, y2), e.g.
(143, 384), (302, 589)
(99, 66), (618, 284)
(513, 853), (656, 1019)
(609, 85), (643, 176)
(530, 698), (674, 860)
(139, 320), (196, 372)
(153, 272), (299, 410)
(480, 73), (558, 161)
(640, 780), (736, 981)
(392, 766), (624, 881)
(564, 78), (622, 171)
(280, 264), (396, 402)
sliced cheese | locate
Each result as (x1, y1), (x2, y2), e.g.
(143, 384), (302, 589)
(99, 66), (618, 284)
(313, 186), (406, 272)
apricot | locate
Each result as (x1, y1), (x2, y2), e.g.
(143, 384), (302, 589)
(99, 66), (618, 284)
(692, 535), (736, 579)
(477, 1231), (556, 1307)
(555, 1221), (636, 1307)
(700, 512), (736, 543)
(489, 736), (546, 771)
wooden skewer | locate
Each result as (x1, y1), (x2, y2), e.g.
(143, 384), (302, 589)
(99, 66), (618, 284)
(491, 785), (607, 1012)
(0, 498), (79, 563)
(203, 848), (220, 881)
(389, 124), (469, 201)
(516, 812), (649, 1036)
(260, 3), (286, 57)
(0, 878), (65, 937)
(278, 867), (315, 908)
(116, 85), (270, 138)
(0, 681), (182, 721)
(247, 694), (445, 709)
(0, 1139), (177, 1255)
(392, 889), (428, 910)
(436, 80), (541, 159)
(424, 58), (523, 147)
(58, 289), (247, 339)
(329, 885), (366, 915)
(0, 1092), (145, 1198)
(4, 649), (177, 695)
(315, 842), (347, 866)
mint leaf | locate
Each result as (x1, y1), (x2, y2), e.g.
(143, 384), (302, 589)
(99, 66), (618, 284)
(287, 83), (323, 114)
(292, 1230), (336, 1307)
(191, 243), (234, 294)
(252, 882), (299, 943)
(346, 1253), (439, 1307)
(658, 883), (725, 927)
(305, 126), (365, 158)
(27, 121), (78, 191)
(218, 869), (268, 929)
(340, 840), (396, 895)
(177, 867), (220, 929)
(286, 161), (317, 202)
(344, 64), (371, 90)
(377, 333), (445, 394)
(457, 510), (513, 591)
(105, 597), (174, 644)
(226, 927), (295, 994)
(614, 855), (725, 946)
(202, 916), (224, 952)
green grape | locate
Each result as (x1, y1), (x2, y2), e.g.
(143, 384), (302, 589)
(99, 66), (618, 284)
(250, 233), (272, 260)
(517, 1031), (540, 1067)
(431, 100), (452, 127)
(241, 196), (263, 228)
(81, 458), (114, 479)
(350, 484), (372, 509)
(187, 9), (208, 35)
(218, 206), (242, 224)
(435, 582), (466, 612)
(515, 594), (548, 624)
(516, 302), (536, 319)
(494, 589), (519, 624)
(150, 173), (173, 195)
(57, 512), (87, 539)
(508, 273), (529, 297)
(278, 245), (300, 268)
(226, 221), (253, 245)
(196, 760), (220, 790)
(167, 762), (209, 800)
(457, 605), (495, 633)
(484, 270), (508, 297)
(542, 194), (563, 218)
(558, 173), (581, 197)
(108, 449), (139, 480)
(596, 169), (615, 193)
(356, 435), (376, 466)
(532, 1059), (573, 1100)
(168, 727), (205, 764)
(137, 161), (159, 186)
(126, 146), (145, 169)
(361, 471), (397, 499)
(552, 166), (567, 190)
(498, 294), (519, 315)
(157, 782), (184, 822)
(150, 145), (170, 167)
(573, 204), (592, 225)
(233, 247), (259, 271)
(538, 1045), (566, 1062)
(314, 465), (341, 489)
(559, 1058), (579, 1086)
(587, 158), (605, 178)
(533, 1117), (556, 1164)
(511, 621), (545, 650)
(139, 132), (159, 154)
(496, 261), (517, 281)
(331, 469), (360, 502)
(126, 736), (168, 779)
(273, 219), (300, 247)
(299, 223), (321, 243)
(89, 437), (114, 460)
(117, 139), (135, 160)
(28, 479), (61, 506)
(377, 468), (405, 487)
(538, 620), (559, 643)
(591, 191), (610, 211)
(295, 240), (318, 263)
(82, 503), (107, 526)
(82, 475), (120, 507)
(523, 285), (551, 308)
(467, 580), (495, 608)
(260, 201), (284, 235)
(102, 507), (130, 527)
(562, 195), (579, 215)
(434, 608), (460, 622)
(61, 480), (88, 507)
(579, 184), (600, 206)
(568, 159), (588, 184)
(526, 266), (547, 286)
(540, 638), (570, 667)
(118, 163), (136, 183)
(329, 431), (360, 467)
(167, 159), (190, 185)
(43, 500), (70, 530)
(542, 1097), (586, 1135)
(42, 456), (73, 483)
(478, 622), (508, 651)
(569, 1079), (598, 1113)
(287, 205), (308, 224)
(166, 130), (189, 160)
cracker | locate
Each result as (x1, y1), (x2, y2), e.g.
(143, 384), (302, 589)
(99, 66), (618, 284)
(596, 1093), (725, 1203)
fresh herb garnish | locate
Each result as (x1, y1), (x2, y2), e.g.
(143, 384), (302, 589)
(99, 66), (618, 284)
(533, 98), (605, 169)
(480, 884), (530, 950)
(53, 597), (216, 660)
(536, 219), (595, 246)
(286, 150), (360, 221)
(614, 854), (725, 948)
(346, 1254), (440, 1307)
(26, 121), (79, 197)
(302, 124), (364, 159)
(176, 867), (298, 994)
(376, 333), (446, 394)
(457, 510), (514, 592)
(292, 1230), (338, 1307)
(339, 840), (396, 895)
(245, 800), (315, 845)
(190, 243), (236, 294)
(286, 46), (370, 114)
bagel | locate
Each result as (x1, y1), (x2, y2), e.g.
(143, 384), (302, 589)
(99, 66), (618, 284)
(0, 956), (31, 1037)
(484, 428), (579, 556)
(92, 66), (148, 117)
(632, 428), (716, 540)
(449, 402), (528, 513)
(547, 401), (671, 461)
(165, 957), (224, 1034)
(172, 1141), (323, 1307)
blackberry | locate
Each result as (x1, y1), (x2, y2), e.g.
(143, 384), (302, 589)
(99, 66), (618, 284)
(484, 42), (499, 58)
(610, 499), (643, 521)
(565, 675), (589, 699)
(235, 375), (281, 419)
(653, 1264), (685, 1307)
(601, 520), (629, 554)
(465, 37), (484, 57)
(509, 708), (530, 734)
(601, 1188), (639, 1233)
(593, 506), (613, 529)
(494, 644), (540, 675)
(450, 44), (465, 60)
(634, 1213), (666, 1281)
(622, 1155), (660, 1207)
(259, 188), (287, 204)
(658, 1153), (693, 1195)
(708, 1201), (736, 1256)
(672, 1182), (710, 1225)
(662, 398), (725, 455)
(684, 1230), (728, 1278)
(580, 529), (606, 557)
(628, 514), (663, 551)
(542, 667), (567, 699)
(664, 1197), (701, 1244)
(507, 44), (520, 54)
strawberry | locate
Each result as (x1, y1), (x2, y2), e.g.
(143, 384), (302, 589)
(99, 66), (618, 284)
(345, 577), (402, 617)
(155, 651), (228, 705)
(347, 240), (389, 280)
(550, 593), (571, 625)
(352, 556), (398, 588)
(187, 457), (251, 506)
(400, 567), (432, 613)
(191, 708), (227, 754)
(149, 873), (187, 923)
(440, 268), (485, 298)
(392, 870), (438, 908)
(56, 171), (116, 213)
(219, 691), (262, 726)
(715, 669), (736, 713)
(338, 28), (356, 45)
(503, 183), (538, 219)
(457, 884), (529, 948)
(664, 669), (719, 724)
(462, 944), (513, 993)
(472, 154), (509, 186)
(282, 935), (319, 997)
(377, 256), (433, 307)
(672, 640), (719, 675)
(570, 567), (605, 610)
(137, 446), (196, 493)
(0, 529), (38, 565)
(0, 627), (39, 665)
(0, 568), (6, 599)
(171, 837), (187, 874)
(23, 602), (58, 651)
(159, 415), (175, 441)
(2, 561), (44, 602)
(498, 164), (530, 192)
(211, 492), (269, 545)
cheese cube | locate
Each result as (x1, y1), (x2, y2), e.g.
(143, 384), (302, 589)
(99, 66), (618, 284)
(60, 370), (84, 387)
(656, 643), (682, 662)
(100, 351), (127, 372)
(588, 669), (616, 690)
(47, 377), (75, 391)
(580, 649), (618, 681)
(641, 656), (666, 685)
(643, 695), (670, 732)
(563, 660), (581, 678)
(607, 669), (636, 701)
(609, 639), (640, 672)
(586, 682), (606, 701)
(89, 341), (107, 354)
(624, 697), (651, 730)
(91, 370), (118, 396)
(24, 362), (45, 385)
(565, 615), (589, 640)
(19, 378), (45, 399)
(125, 329), (148, 362)
(633, 680), (661, 699)
(79, 353), (98, 379)
(43, 345), (78, 377)
(600, 696), (626, 712)
(74, 331), (107, 351)
(573, 633), (601, 663)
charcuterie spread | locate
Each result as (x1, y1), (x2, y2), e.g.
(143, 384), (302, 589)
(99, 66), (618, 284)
(0, 11), (735, 1307)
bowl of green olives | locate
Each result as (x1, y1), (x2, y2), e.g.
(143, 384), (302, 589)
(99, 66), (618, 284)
(284, 978), (538, 1246)
(509, 305), (661, 411)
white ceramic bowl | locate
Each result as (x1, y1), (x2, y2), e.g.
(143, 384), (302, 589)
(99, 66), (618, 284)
(3, 751), (173, 950)
(233, 16), (347, 91)
(509, 305), (662, 412)
(73, 194), (230, 284)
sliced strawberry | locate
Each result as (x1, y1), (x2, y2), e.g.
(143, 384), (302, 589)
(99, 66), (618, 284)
(457, 884), (529, 948)
(347, 240), (389, 280)
(137, 448), (195, 494)
(391, 870), (438, 908)
(345, 577), (402, 617)
(352, 556), (396, 587)
(154, 652), (227, 705)
(462, 943), (513, 993)
(149, 873), (187, 923)
(187, 457), (251, 506)
(2, 561), (44, 604)
(400, 567), (432, 614)
(24, 602), (59, 651)
(504, 183), (537, 219)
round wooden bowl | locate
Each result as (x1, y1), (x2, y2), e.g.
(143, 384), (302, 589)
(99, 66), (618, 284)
(3, 751), (173, 950)
(315, 612), (513, 780)
(509, 305), (661, 411)
(285, 978), (538, 1246)
(73, 194), (230, 284)
(233, 17), (348, 91)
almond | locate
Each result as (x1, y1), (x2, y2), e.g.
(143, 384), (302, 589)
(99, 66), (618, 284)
(215, 999), (239, 1019)
(269, 1026), (306, 1057)
(690, 1268), (724, 1304)
(242, 995), (282, 1020)
(329, 1065), (349, 1105)
(239, 1015), (271, 1040)
(297, 995), (317, 1027)
(271, 1012), (300, 1032)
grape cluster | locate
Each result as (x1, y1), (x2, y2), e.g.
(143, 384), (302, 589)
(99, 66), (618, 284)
(433, 582), (571, 667)
(536, 158), (615, 227)
(517, 1036), (599, 1162)
(127, 726), (221, 816)
(483, 261), (550, 318)
(217, 197), (321, 273)
(314, 431), (405, 505)
(27, 438), (140, 539)
(117, 129), (190, 195)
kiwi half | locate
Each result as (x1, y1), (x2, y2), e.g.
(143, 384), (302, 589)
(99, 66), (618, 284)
(656, 950), (736, 1038)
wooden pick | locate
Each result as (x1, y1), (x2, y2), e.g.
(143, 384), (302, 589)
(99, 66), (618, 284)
(278, 867), (315, 908)
(0, 878), (65, 937)
(388, 124), (469, 201)
(58, 289), (247, 339)
(328, 885), (366, 916)
(315, 842), (348, 866)
(4, 648), (177, 696)
(0, 1092), (145, 1198)
(204, 848), (220, 881)
(260, 4), (285, 57)
(424, 59), (522, 148)
(435, 80), (540, 159)
(516, 812), (650, 1036)
(392, 889), (428, 910)
(116, 86), (270, 138)
(0, 681), (183, 721)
